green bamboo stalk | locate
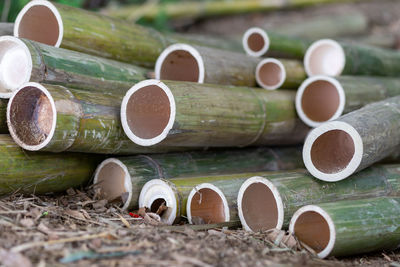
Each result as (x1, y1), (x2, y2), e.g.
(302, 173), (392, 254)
(303, 95), (400, 182)
(0, 36), (149, 98)
(289, 197), (400, 258)
(93, 146), (303, 210)
(296, 75), (400, 127)
(304, 39), (400, 77)
(121, 79), (309, 147)
(0, 134), (101, 195)
(343, 33), (399, 49)
(0, 23), (13, 36)
(237, 164), (400, 232)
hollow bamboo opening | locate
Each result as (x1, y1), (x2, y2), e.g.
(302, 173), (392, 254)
(95, 161), (128, 204)
(310, 129), (355, 174)
(159, 50), (200, 82)
(150, 198), (167, 213)
(300, 80), (340, 122)
(190, 188), (226, 224)
(241, 182), (278, 231)
(293, 211), (330, 253)
(247, 33), (265, 53)
(256, 59), (285, 90)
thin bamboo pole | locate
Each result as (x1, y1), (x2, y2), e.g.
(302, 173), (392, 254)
(0, 36), (148, 98)
(289, 197), (400, 258)
(303, 95), (400, 182)
(237, 164), (400, 232)
(93, 146), (303, 210)
(0, 134), (101, 195)
(0, 23), (13, 36)
(296, 75), (400, 127)
(121, 79), (309, 147)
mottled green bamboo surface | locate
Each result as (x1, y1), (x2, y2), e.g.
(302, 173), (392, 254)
(279, 59), (307, 89)
(0, 23), (13, 36)
(290, 197), (400, 258)
(0, 135), (101, 195)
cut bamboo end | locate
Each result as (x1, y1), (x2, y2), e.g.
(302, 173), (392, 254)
(304, 39), (345, 77)
(139, 179), (177, 225)
(289, 205), (335, 259)
(7, 82), (56, 151)
(255, 58), (286, 90)
(0, 36), (32, 98)
(242, 27), (269, 57)
(295, 76), (345, 127)
(303, 121), (363, 182)
(237, 176), (284, 232)
(186, 183), (230, 224)
(155, 43), (205, 83)
(93, 158), (132, 210)
(121, 79), (176, 146)
(14, 0), (63, 47)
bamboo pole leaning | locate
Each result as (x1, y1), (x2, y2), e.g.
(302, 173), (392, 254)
(93, 146), (303, 210)
(0, 134), (101, 195)
(303, 96), (400, 182)
(237, 164), (400, 232)
(121, 79), (309, 147)
(295, 75), (400, 127)
(0, 36), (149, 98)
(289, 197), (400, 258)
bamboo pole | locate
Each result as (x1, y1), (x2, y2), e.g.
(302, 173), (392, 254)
(255, 58), (306, 90)
(155, 43), (260, 87)
(0, 36), (149, 98)
(289, 197), (400, 258)
(0, 99), (7, 133)
(304, 39), (400, 77)
(0, 134), (101, 195)
(0, 23), (13, 36)
(121, 79), (309, 147)
(303, 96), (400, 182)
(237, 164), (400, 232)
(296, 75), (400, 127)
(93, 146), (303, 210)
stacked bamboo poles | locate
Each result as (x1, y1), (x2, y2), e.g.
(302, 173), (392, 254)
(93, 146), (303, 210)
(237, 165), (400, 232)
(295, 76), (400, 127)
(120, 79), (309, 147)
(0, 135), (101, 195)
(289, 197), (400, 258)
(303, 95), (400, 182)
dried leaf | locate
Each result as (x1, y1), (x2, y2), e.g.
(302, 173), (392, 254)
(65, 209), (86, 220)
(20, 218), (34, 228)
(0, 249), (32, 267)
(117, 214), (131, 228)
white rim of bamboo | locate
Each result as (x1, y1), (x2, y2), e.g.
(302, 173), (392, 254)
(242, 27), (270, 57)
(295, 75), (345, 128)
(237, 176), (284, 231)
(121, 79), (176, 146)
(14, 0), (64, 47)
(93, 158), (133, 210)
(302, 121), (363, 182)
(7, 82), (57, 151)
(255, 58), (286, 90)
(186, 183), (230, 224)
(289, 205), (335, 259)
(0, 36), (32, 98)
(304, 39), (345, 77)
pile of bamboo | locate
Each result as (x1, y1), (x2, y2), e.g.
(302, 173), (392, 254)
(1, 0), (400, 260)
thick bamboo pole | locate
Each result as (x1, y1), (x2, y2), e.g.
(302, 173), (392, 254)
(304, 39), (400, 77)
(237, 164), (400, 232)
(255, 58), (306, 90)
(303, 96), (400, 182)
(0, 134), (101, 195)
(155, 43), (260, 87)
(0, 36), (148, 98)
(289, 197), (400, 258)
(0, 23), (13, 36)
(296, 75), (400, 127)
(93, 146), (303, 210)
(121, 79), (309, 147)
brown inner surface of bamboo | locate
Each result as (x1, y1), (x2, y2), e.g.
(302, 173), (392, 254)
(9, 86), (53, 146)
(96, 162), (127, 203)
(310, 129), (355, 173)
(17, 5), (60, 46)
(301, 80), (340, 122)
(258, 62), (282, 87)
(293, 211), (330, 253)
(160, 50), (200, 82)
(241, 183), (278, 231)
(247, 33), (265, 52)
(150, 198), (167, 213)
(126, 85), (171, 139)
(190, 188), (225, 224)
